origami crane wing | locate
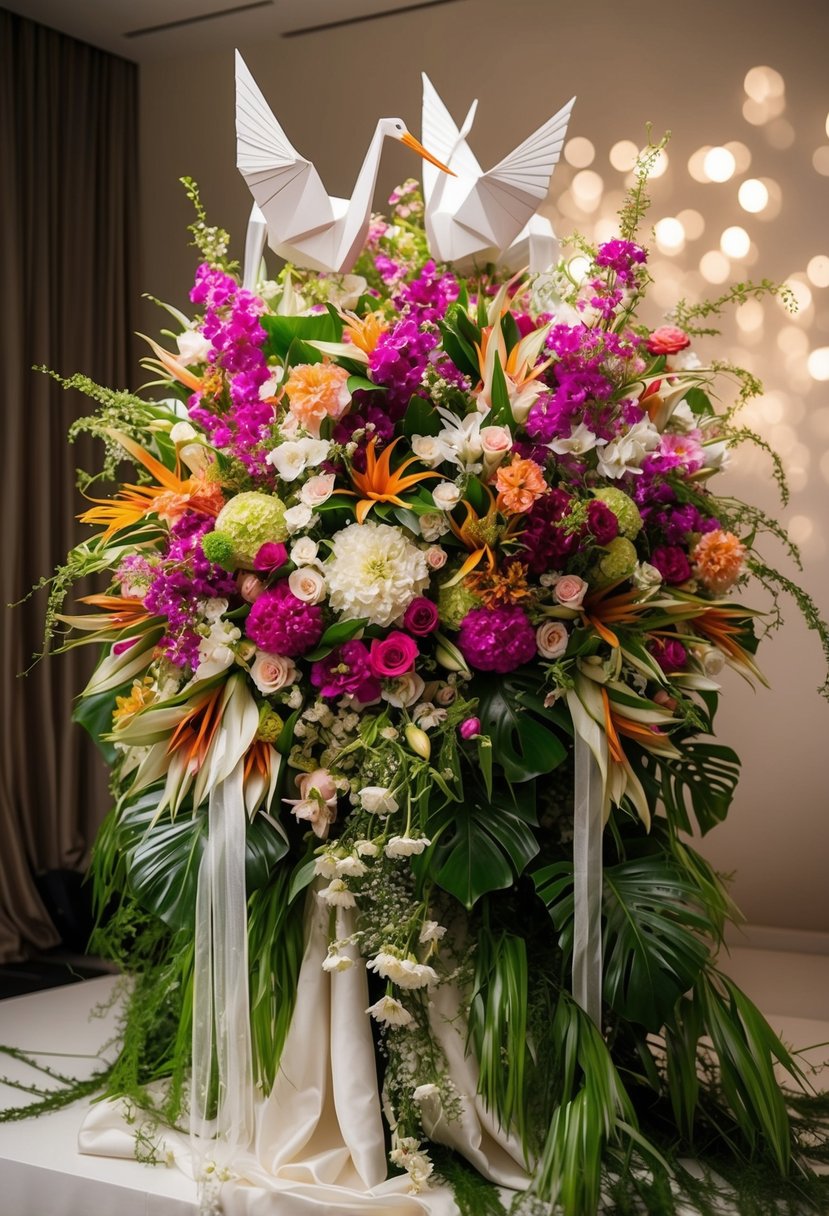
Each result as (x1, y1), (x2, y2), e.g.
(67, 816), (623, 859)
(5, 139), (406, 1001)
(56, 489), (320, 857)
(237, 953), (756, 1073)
(454, 97), (575, 249)
(235, 51), (334, 246)
(420, 72), (481, 203)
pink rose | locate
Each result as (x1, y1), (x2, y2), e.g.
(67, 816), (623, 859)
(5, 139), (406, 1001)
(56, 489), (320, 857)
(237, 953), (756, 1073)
(646, 325), (691, 356)
(553, 574), (588, 608)
(253, 542), (288, 574)
(369, 631), (419, 678)
(536, 620), (569, 660)
(480, 424), (512, 475)
(403, 597), (439, 637)
(250, 650), (298, 695)
(425, 546), (447, 570)
(237, 572), (265, 603)
(459, 717), (481, 740)
(288, 567), (327, 605)
(300, 473), (336, 508)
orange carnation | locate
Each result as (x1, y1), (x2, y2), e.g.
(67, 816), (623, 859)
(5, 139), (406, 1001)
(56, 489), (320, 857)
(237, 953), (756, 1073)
(495, 458), (547, 515)
(284, 361), (351, 437)
(692, 529), (746, 595)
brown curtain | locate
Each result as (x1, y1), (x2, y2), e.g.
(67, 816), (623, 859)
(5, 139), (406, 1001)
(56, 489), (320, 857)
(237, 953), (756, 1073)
(0, 10), (138, 961)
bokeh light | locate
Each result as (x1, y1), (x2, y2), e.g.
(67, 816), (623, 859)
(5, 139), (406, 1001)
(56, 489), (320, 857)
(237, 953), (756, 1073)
(738, 179), (769, 213)
(699, 250), (730, 283)
(721, 226), (751, 258)
(677, 208), (705, 240)
(703, 146), (736, 182)
(609, 140), (639, 172)
(565, 137), (595, 168)
(807, 347), (829, 380)
(655, 217), (686, 254)
(812, 147), (829, 176)
(736, 300), (764, 332)
(744, 65), (785, 102)
(807, 255), (829, 288)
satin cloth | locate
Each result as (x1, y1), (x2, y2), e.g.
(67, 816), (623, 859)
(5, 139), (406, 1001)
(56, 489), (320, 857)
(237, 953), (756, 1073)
(79, 897), (529, 1214)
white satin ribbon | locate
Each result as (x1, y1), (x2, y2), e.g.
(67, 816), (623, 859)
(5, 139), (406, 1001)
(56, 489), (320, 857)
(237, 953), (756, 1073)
(571, 731), (604, 1026)
(191, 758), (255, 1191)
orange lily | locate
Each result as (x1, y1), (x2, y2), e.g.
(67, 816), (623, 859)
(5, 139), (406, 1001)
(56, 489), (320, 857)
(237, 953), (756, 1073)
(349, 436), (439, 524)
(79, 430), (223, 540)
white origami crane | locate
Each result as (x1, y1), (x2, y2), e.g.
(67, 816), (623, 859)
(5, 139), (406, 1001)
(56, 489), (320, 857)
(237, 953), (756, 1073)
(420, 74), (575, 272)
(236, 51), (453, 282)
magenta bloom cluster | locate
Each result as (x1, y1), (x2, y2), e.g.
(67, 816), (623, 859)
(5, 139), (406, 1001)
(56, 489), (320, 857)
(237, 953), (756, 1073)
(246, 582), (324, 656)
(457, 606), (537, 674)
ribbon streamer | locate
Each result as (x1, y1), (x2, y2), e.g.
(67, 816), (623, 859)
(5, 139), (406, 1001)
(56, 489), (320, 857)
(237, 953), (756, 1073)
(571, 731), (604, 1027)
(191, 758), (254, 1190)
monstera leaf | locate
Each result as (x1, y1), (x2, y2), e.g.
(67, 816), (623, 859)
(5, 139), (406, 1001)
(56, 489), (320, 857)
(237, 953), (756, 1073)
(474, 672), (569, 784)
(72, 682), (131, 764)
(536, 851), (713, 1030)
(428, 780), (539, 908)
(633, 741), (741, 835)
(118, 785), (288, 931)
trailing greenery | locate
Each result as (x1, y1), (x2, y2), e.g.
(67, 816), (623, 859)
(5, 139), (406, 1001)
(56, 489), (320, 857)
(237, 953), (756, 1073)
(748, 558), (829, 699)
(670, 279), (796, 337)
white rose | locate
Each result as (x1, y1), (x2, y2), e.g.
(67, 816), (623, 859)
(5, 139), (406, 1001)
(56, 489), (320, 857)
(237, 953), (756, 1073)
(300, 472), (336, 507)
(176, 328), (211, 365)
(284, 503), (315, 532)
(425, 545), (447, 570)
(432, 481), (461, 512)
(382, 672), (425, 708)
(359, 786), (399, 815)
(411, 434), (449, 467)
(288, 567), (327, 604)
(419, 513), (450, 542)
(290, 536), (320, 566)
(250, 650), (297, 695)
(632, 561), (663, 590)
(536, 620), (570, 660)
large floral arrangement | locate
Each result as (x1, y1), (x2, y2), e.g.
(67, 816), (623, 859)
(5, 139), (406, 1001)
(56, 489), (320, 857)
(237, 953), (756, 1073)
(36, 158), (829, 1215)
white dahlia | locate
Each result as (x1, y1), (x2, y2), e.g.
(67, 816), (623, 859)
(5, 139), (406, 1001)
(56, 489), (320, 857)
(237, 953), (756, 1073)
(325, 521), (429, 627)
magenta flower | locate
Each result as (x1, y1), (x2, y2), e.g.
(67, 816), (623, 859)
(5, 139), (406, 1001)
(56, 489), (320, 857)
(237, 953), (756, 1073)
(650, 545), (692, 585)
(245, 582), (323, 656)
(311, 640), (381, 702)
(457, 606), (537, 674)
(651, 637), (688, 673)
(369, 632), (419, 679)
(587, 499), (619, 546)
(459, 717), (481, 740)
(403, 597), (439, 637)
(254, 542), (289, 574)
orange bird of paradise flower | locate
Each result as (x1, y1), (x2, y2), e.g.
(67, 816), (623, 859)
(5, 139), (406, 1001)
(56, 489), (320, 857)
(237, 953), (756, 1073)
(580, 581), (655, 650)
(74, 594), (151, 630)
(166, 684), (225, 774)
(348, 436), (439, 524)
(79, 430), (222, 540)
(600, 686), (673, 765)
(692, 605), (767, 685)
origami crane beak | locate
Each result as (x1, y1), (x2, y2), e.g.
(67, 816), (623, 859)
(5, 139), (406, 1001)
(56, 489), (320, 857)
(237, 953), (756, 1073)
(399, 131), (456, 175)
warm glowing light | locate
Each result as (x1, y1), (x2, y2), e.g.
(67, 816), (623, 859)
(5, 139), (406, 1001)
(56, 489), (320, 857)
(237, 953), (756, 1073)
(593, 217), (618, 244)
(826, 113), (829, 139)
(743, 100), (768, 126)
(720, 226), (750, 258)
(788, 515), (814, 545)
(777, 326), (809, 356)
(744, 65), (785, 102)
(812, 147), (829, 176)
(807, 347), (829, 380)
(571, 169), (603, 199)
(687, 147), (711, 183)
(609, 140), (639, 172)
(703, 147), (736, 183)
(736, 300), (764, 332)
(738, 179), (768, 213)
(654, 217), (685, 254)
(699, 251), (730, 284)
(807, 255), (829, 288)
(677, 209), (705, 240)
(565, 137), (595, 168)
(725, 141), (752, 173)
(758, 393), (785, 424)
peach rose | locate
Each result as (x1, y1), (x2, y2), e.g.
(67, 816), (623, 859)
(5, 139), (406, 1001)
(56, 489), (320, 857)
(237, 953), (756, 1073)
(553, 574), (588, 608)
(646, 325), (691, 356)
(237, 572), (265, 603)
(250, 650), (298, 695)
(536, 620), (569, 660)
(480, 424), (512, 476)
(284, 361), (351, 438)
(425, 545), (447, 570)
(288, 567), (327, 604)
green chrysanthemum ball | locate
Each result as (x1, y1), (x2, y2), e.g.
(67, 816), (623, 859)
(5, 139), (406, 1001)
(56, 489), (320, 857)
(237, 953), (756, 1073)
(214, 491), (288, 568)
(437, 580), (481, 630)
(201, 530), (236, 571)
(594, 487), (643, 539)
(593, 536), (639, 584)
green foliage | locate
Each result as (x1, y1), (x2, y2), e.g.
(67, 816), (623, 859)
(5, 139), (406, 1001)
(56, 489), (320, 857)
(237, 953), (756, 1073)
(468, 929), (529, 1151)
(431, 1145), (509, 1216)
(633, 739), (741, 836)
(261, 311), (342, 362)
(180, 176), (234, 269)
(671, 279), (795, 337)
(117, 783), (289, 931)
(72, 681), (130, 764)
(247, 868), (306, 1093)
(617, 129), (670, 243)
(474, 672), (569, 784)
(748, 558), (829, 700)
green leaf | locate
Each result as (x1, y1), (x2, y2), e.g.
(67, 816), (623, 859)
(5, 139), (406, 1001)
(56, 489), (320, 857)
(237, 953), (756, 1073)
(487, 355), (513, 428)
(304, 617), (368, 661)
(537, 852), (712, 1030)
(474, 672), (568, 784)
(118, 785), (288, 931)
(403, 394), (441, 438)
(72, 683), (130, 764)
(500, 310), (521, 355)
(633, 741), (741, 835)
(684, 386), (715, 417)
(438, 314), (479, 380)
(346, 374), (382, 394)
(262, 312), (342, 360)
(428, 780), (539, 908)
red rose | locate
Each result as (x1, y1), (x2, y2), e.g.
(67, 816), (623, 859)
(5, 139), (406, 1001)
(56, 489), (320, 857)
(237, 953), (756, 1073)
(646, 326), (691, 356)
(403, 597), (439, 637)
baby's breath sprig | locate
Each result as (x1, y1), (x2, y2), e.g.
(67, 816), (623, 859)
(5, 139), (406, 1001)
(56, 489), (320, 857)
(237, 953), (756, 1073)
(179, 176), (235, 270)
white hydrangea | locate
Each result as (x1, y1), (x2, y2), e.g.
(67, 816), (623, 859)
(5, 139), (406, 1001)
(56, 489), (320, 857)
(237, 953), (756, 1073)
(325, 521), (429, 627)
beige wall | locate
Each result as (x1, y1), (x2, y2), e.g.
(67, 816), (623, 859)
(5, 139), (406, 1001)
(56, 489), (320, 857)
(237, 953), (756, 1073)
(139, 0), (829, 931)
